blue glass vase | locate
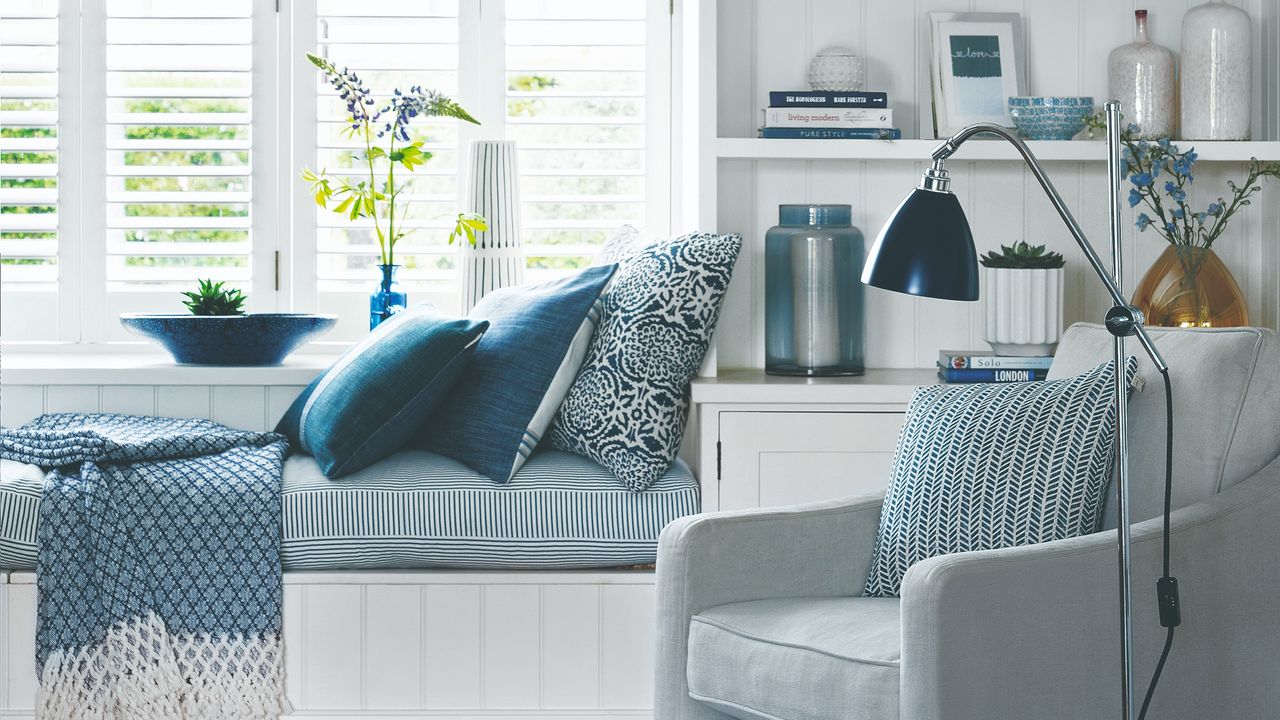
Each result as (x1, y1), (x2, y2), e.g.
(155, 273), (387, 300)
(765, 204), (865, 376)
(369, 264), (407, 330)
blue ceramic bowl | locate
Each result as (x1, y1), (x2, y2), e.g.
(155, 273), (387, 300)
(120, 313), (338, 365)
(1008, 96), (1094, 141)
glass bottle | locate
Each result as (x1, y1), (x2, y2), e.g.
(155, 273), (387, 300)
(369, 264), (407, 330)
(1107, 9), (1175, 139)
(1180, 0), (1252, 140)
(765, 204), (865, 376)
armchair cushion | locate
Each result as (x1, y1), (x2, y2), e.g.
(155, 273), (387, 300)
(1048, 323), (1280, 526)
(687, 597), (900, 720)
(864, 358), (1135, 597)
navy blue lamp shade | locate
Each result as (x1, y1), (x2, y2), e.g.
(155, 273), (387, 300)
(860, 188), (980, 301)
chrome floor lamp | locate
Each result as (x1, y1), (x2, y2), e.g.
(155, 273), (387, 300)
(860, 101), (1179, 720)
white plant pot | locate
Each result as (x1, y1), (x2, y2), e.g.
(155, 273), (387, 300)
(983, 267), (1064, 357)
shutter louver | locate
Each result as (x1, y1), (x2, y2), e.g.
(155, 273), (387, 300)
(104, 0), (254, 289)
(0, 0), (60, 286)
(505, 0), (649, 277)
(314, 0), (460, 291)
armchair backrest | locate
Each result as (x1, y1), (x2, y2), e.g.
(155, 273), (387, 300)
(1048, 323), (1280, 527)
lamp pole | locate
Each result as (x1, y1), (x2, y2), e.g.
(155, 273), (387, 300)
(1105, 99), (1136, 720)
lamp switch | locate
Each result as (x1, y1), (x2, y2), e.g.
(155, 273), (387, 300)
(1157, 576), (1181, 628)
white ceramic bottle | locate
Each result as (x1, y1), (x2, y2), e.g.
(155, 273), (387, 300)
(1180, 0), (1252, 140)
(1108, 9), (1175, 139)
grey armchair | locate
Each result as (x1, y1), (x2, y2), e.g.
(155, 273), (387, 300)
(656, 323), (1280, 720)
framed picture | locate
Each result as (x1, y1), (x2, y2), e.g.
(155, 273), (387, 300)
(929, 12), (1027, 138)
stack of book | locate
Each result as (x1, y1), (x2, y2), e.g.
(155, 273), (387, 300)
(759, 90), (901, 140)
(937, 350), (1053, 384)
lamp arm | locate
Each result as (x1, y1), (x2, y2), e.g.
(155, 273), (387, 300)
(930, 123), (1168, 372)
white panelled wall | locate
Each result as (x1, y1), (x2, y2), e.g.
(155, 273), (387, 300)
(0, 384), (305, 431)
(711, 0), (1280, 370)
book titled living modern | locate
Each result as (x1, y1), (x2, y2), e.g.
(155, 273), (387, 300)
(762, 107), (893, 128)
(768, 90), (888, 108)
(759, 127), (901, 140)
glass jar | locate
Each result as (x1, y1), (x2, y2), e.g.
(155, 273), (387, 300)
(765, 204), (865, 376)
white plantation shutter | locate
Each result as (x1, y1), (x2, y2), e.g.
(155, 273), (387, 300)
(103, 0), (256, 292)
(0, 0), (60, 287)
(312, 0), (461, 294)
(505, 0), (665, 276)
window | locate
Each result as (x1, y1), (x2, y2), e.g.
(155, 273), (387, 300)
(506, 1), (655, 277)
(0, 0), (670, 344)
(298, 0), (670, 339)
(104, 0), (256, 291)
(0, 0), (60, 339)
(311, 0), (461, 296)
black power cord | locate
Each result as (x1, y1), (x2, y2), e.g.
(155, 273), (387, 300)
(1138, 368), (1179, 720)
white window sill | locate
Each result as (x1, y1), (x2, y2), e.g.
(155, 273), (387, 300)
(0, 351), (339, 386)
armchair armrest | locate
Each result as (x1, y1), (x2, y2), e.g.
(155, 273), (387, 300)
(654, 493), (885, 720)
(900, 455), (1280, 720)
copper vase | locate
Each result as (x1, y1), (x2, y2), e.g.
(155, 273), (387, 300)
(1132, 245), (1248, 327)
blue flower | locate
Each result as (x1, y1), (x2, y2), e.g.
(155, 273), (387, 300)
(1165, 222), (1178, 234)
(1173, 207), (1184, 219)
(1130, 172), (1154, 188)
(1136, 213), (1152, 230)
(1126, 123), (1140, 135)
(1128, 188), (1142, 208)
(1157, 138), (1171, 149)
(1196, 213), (1208, 223)
(1164, 182), (1186, 202)
(1208, 202), (1223, 215)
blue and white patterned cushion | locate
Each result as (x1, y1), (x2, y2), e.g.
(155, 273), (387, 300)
(549, 231), (743, 492)
(863, 358), (1137, 598)
(276, 307), (489, 478)
(0, 449), (702, 571)
(419, 265), (616, 483)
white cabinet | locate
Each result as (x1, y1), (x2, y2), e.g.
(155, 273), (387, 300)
(691, 369), (935, 512)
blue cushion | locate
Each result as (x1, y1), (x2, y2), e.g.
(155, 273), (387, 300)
(419, 265), (616, 482)
(549, 231), (742, 491)
(863, 358), (1137, 597)
(276, 307), (488, 478)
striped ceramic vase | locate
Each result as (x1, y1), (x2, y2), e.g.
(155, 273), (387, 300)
(459, 140), (525, 313)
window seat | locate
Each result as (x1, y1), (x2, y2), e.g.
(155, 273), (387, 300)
(0, 449), (700, 572)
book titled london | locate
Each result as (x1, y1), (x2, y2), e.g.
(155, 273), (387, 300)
(769, 91), (888, 108)
(939, 368), (1049, 383)
(760, 127), (901, 140)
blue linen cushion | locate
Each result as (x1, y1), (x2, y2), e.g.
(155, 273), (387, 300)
(549, 231), (743, 492)
(420, 265), (617, 482)
(276, 307), (488, 478)
(863, 358), (1137, 597)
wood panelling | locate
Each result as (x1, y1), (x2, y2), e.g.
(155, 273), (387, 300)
(0, 385), (307, 430)
(2, 576), (657, 718)
(714, 0), (1280, 370)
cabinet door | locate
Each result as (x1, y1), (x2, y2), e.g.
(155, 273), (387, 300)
(717, 411), (904, 511)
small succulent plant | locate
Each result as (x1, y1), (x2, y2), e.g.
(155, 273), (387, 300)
(979, 241), (1066, 270)
(181, 279), (247, 316)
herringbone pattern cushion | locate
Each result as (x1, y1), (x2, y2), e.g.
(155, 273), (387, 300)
(863, 358), (1136, 597)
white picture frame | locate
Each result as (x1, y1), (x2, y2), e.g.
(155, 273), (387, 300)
(929, 12), (1027, 138)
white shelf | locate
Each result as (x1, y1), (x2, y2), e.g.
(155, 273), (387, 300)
(717, 138), (1280, 162)
(691, 368), (938, 405)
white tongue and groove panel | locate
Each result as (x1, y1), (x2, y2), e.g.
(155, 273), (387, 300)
(284, 575), (656, 718)
(4, 572), (656, 719)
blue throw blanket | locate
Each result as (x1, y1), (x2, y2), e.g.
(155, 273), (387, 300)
(0, 413), (289, 719)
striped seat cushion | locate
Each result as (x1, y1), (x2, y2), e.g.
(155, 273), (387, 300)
(0, 450), (700, 571)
